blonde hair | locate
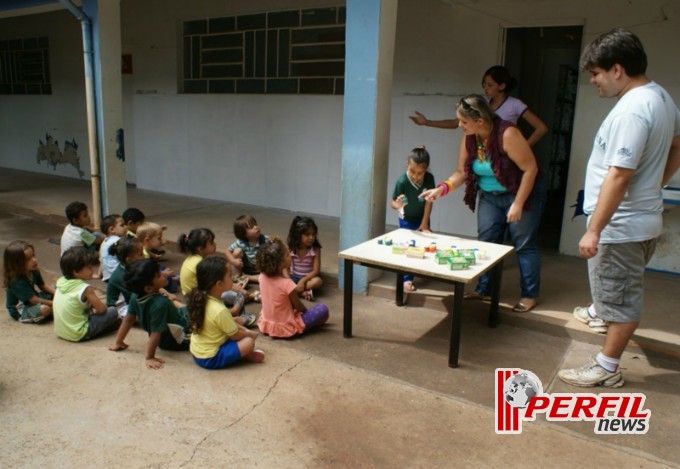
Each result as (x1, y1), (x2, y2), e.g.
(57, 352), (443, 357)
(136, 222), (161, 242)
(457, 94), (496, 123)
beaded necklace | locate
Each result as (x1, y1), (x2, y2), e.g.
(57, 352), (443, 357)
(475, 134), (490, 163)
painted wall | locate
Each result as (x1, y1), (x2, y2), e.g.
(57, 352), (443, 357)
(0, 10), (91, 181)
(1, 0), (679, 267)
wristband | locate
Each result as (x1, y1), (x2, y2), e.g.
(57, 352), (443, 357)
(437, 181), (454, 197)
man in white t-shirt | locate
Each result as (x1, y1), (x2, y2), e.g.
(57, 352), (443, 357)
(559, 29), (680, 388)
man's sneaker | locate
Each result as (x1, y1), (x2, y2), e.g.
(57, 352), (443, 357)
(573, 305), (608, 334)
(558, 359), (624, 388)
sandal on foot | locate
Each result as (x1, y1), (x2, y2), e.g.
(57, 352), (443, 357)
(245, 349), (265, 363)
(464, 291), (491, 301)
(302, 289), (314, 301)
(512, 299), (537, 313)
(403, 280), (417, 292)
(240, 313), (258, 328)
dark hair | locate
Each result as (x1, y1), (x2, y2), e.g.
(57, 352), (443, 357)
(101, 214), (121, 235)
(123, 259), (160, 296)
(178, 228), (215, 255)
(65, 201), (88, 224)
(122, 207), (145, 224)
(234, 214), (258, 241)
(3, 240), (33, 287)
(457, 94), (496, 123)
(287, 216), (322, 252)
(482, 65), (518, 94)
(60, 246), (97, 279)
(256, 236), (287, 276)
(108, 237), (143, 264)
(579, 28), (647, 76)
(407, 146), (430, 167)
(187, 256), (229, 333)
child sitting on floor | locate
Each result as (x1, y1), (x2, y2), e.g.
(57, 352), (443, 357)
(225, 214), (268, 286)
(178, 228), (256, 327)
(106, 237), (145, 315)
(188, 256), (264, 369)
(54, 247), (120, 341)
(60, 201), (104, 256)
(286, 216), (323, 301)
(256, 237), (329, 338)
(99, 214), (127, 282)
(122, 207), (145, 239)
(136, 221), (179, 293)
(109, 259), (190, 369)
(122, 207), (166, 260)
(3, 240), (55, 323)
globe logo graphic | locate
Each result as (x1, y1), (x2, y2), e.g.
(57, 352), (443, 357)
(503, 370), (543, 409)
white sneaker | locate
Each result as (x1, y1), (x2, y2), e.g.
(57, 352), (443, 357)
(558, 359), (624, 388)
(573, 304), (608, 334)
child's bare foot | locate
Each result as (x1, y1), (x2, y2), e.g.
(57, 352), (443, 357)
(108, 342), (129, 351)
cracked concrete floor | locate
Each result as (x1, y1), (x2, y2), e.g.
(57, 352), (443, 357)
(0, 319), (667, 468)
(1, 168), (678, 467)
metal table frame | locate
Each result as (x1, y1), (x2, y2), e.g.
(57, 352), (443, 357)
(339, 230), (513, 368)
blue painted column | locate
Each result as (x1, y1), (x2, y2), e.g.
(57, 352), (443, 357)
(339, 0), (398, 292)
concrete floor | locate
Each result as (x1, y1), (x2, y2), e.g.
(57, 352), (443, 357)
(0, 168), (678, 467)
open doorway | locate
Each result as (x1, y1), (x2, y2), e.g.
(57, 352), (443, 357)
(504, 26), (583, 250)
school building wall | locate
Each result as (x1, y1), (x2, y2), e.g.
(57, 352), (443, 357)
(1, 0), (679, 270)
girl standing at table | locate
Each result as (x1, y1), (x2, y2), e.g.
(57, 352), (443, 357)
(420, 94), (546, 312)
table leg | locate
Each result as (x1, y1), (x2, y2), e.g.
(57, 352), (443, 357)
(343, 259), (353, 338)
(396, 272), (404, 306)
(449, 282), (465, 368)
(488, 260), (504, 328)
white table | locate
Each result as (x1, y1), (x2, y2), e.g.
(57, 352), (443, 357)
(338, 229), (514, 367)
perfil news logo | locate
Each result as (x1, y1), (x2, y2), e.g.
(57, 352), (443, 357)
(495, 368), (651, 435)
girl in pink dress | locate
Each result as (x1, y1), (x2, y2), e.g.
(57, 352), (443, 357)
(256, 237), (328, 338)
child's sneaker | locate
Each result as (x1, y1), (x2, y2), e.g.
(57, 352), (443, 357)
(245, 349), (265, 363)
(573, 304), (608, 334)
(558, 358), (624, 388)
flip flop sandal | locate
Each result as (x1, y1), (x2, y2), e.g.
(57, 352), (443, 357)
(240, 313), (258, 328)
(464, 292), (491, 301)
(512, 301), (537, 313)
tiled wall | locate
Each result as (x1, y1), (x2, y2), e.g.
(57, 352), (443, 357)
(182, 6), (345, 94)
(0, 36), (51, 95)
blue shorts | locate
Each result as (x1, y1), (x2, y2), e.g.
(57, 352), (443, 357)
(290, 273), (303, 284)
(193, 340), (241, 369)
